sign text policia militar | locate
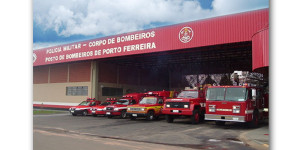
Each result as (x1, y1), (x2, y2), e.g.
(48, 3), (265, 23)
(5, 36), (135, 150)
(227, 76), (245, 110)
(44, 31), (156, 63)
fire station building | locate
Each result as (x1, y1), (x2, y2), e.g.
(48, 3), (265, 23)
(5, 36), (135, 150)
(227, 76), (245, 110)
(33, 9), (269, 108)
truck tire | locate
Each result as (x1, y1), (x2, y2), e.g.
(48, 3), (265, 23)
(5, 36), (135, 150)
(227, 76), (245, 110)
(199, 110), (205, 122)
(146, 110), (155, 121)
(121, 110), (127, 119)
(249, 111), (259, 128)
(166, 115), (174, 123)
(82, 110), (88, 116)
(191, 109), (200, 124)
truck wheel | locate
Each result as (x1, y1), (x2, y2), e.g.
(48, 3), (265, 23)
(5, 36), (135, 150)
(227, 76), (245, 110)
(199, 110), (205, 122)
(146, 111), (155, 121)
(249, 112), (259, 128)
(121, 110), (127, 119)
(82, 110), (88, 116)
(191, 109), (200, 124)
(215, 121), (225, 126)
(166, 115), (174, 123)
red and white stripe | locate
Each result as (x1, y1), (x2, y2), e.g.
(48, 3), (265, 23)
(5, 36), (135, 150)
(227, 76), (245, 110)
(33, 101), (78, 109)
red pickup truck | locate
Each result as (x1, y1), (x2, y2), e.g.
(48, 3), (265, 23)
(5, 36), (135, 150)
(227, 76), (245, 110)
(104, 93), (145, 119)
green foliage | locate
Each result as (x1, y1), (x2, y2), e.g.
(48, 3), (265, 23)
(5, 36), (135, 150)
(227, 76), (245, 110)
(33, 109), (66, 115)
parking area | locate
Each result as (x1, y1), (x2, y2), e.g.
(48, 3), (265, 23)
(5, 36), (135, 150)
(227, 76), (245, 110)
(33, 112), (269, 149)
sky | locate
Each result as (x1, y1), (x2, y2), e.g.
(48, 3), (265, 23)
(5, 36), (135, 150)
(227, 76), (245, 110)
(33, 0), (269, 50)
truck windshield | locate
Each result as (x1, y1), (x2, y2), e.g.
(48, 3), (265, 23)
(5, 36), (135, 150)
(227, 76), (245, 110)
(177, 91), (198, 98)
(225, 88), (247, 101)
(115, 99), (129, 105)
(206, 88), (225, 101)
(139, 97), (157, 104)
(78, 101), (90, 106)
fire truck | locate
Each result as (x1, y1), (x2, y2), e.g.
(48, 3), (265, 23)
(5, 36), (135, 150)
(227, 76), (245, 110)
(205, 71), (268, 127)
(91, 98), (117, 117)
(69, 98), (101, 116)
(161, 85), (208, 124)
(104, 93), (145, 119)
(126, 91), (178, 121)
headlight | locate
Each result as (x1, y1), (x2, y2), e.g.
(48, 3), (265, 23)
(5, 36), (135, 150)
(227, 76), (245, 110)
(141, 108), (146, 111)
(184, 105), (189, 108)
(263, 108), (268, 112)
(166, 104), (170, 108)
(233, 105), (240, 113)
(209, 105), (216, 112)
(127, 108), (131, 111)
(114, 108), (119, 111)
(103, 107), (106, 110)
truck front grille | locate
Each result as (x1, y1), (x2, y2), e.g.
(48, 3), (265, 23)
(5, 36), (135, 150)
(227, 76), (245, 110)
(130, 108), (142, 111)
(166, 102), (190, 108)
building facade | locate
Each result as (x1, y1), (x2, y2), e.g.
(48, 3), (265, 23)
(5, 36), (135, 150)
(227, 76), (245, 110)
(33, 9), (269, 108)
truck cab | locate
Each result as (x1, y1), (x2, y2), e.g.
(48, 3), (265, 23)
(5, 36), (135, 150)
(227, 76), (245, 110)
(127, 91), (178, 121)
(69, 98), (101, 116)
(205, 85), (267, 127)
(162, 86), (207, 124)
(104, 93), (145, 119)
(91, 98), (117, 117)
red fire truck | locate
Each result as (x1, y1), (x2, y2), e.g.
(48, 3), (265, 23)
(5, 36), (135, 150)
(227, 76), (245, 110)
(126, 91), (178, 121)
(104, 93), (145, 119)
(162, 85), (209, 124)
(205, 71), (268, 127)
(69, 98), (101, 116)
(91, 98), (117, 117)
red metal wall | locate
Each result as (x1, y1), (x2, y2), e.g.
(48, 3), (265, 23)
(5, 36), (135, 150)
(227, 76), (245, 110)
(69, 61), (91, 82)
(49, 64), (68, 83)
(33, 9), (269, 67)
(33, 66), (49, 84)
(252, 27), (269, 70)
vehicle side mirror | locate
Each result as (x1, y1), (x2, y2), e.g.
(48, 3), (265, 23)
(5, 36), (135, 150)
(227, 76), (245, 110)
(252, 89), (256, 100)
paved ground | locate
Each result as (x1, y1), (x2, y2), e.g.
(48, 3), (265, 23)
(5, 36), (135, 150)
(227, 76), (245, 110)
(239, 126), (269, 150)
(33, 112), (268, 150)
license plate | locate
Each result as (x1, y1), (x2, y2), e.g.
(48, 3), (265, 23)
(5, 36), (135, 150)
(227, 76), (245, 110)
(232, 117), (239, 121)
(132, 114), (137, 117)
(92, 111), (95, 113)
(106, 112), (111, 115)
(71, 110), (74, 113)
(173, 110), (179, 113)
